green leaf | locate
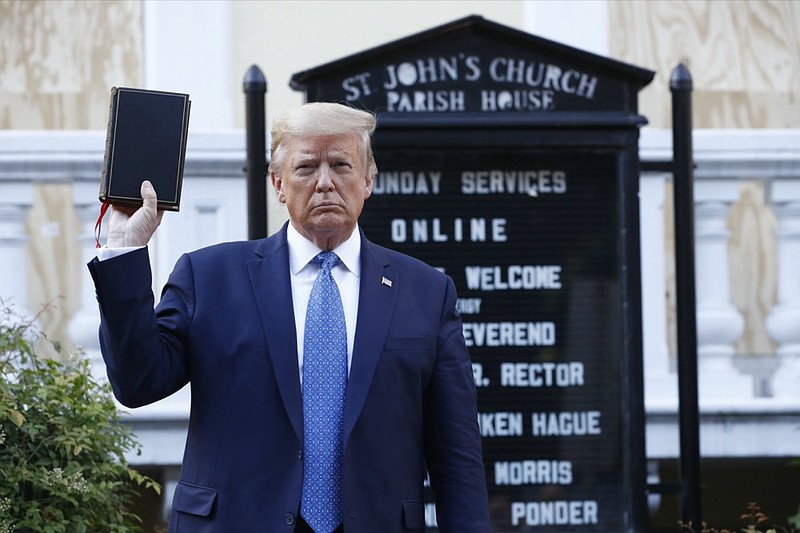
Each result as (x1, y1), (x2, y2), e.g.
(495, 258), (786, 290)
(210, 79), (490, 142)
(9, 409), (25, 427)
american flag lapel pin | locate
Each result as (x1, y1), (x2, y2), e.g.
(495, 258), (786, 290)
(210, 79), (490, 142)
(381, 276), (393, 288)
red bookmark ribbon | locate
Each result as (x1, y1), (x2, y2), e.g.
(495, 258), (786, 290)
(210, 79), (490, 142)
(94, 201), (111, 248)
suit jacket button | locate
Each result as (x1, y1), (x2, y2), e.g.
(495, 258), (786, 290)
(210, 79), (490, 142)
(298, 449), (303, 460)
(284, 513), (295, 526)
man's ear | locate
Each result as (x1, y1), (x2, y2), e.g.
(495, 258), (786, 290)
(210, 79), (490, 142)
(271, 171), (286, 203)
(363, 172), (374, 200)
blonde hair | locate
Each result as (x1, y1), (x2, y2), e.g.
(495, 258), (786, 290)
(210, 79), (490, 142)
(269, 102), (378, 177)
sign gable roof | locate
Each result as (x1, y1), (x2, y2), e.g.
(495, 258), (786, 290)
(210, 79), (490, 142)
(290, 15), (655, 117)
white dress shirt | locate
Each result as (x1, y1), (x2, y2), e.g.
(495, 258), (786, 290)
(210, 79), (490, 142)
(97, 245), (144, 261)
(286, 223), (361, 382)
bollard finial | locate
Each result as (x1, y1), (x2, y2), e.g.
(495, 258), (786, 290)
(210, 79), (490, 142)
(243, 64), (267, 92)
(670, 63), (693, 92)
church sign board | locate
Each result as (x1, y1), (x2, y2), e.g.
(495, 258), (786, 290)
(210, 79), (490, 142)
(290, 15), (655, 532)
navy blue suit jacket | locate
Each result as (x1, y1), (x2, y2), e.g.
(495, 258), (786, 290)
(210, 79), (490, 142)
(89, 224), (489, 533)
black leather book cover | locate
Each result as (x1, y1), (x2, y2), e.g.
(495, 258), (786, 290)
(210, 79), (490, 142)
(99, 87), (191, 211)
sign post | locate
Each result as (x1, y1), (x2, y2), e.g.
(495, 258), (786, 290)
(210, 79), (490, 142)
(291, 15), (654, 532)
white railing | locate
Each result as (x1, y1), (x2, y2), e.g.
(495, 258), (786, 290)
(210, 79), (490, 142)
(640, 128), (800, 459)
(1, 128), (799, 463)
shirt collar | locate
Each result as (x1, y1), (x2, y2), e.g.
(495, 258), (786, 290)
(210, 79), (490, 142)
(287, 222), (361, 277)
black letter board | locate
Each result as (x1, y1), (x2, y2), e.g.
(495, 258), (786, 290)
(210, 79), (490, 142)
(291, 15), (655, 532)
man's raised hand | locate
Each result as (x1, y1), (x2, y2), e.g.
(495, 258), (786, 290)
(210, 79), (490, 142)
(106, 180), (164, 247)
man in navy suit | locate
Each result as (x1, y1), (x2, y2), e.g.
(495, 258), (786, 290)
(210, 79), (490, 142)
(89, 102), (490, 532)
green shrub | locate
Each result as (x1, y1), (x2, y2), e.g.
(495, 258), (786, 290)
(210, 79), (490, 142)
(0, 303), (160, 533)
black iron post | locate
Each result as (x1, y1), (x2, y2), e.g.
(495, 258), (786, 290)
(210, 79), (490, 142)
(671, 62), (702, 531)
(243, 64), (268, 240)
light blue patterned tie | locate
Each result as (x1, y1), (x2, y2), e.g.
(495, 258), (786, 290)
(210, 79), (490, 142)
(301, 251), (347, 533)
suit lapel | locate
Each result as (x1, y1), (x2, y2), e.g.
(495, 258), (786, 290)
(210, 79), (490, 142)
(247, 225), (303, 442)
(344, 236), (397, 446)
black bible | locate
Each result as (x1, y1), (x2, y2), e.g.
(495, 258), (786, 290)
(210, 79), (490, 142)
(99, 87), (191, 211)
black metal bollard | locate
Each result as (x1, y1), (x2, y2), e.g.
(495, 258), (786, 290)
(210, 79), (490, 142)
(671, 62), (702, 532)
(243, 64), (268, 240)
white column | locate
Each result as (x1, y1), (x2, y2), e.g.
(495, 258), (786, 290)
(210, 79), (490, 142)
(143, 0), (233, 129)
(66, 201), (104, 382)
(694, 182), (745, 354)
(0, 201), (34, 321)
(766, 181), (800, 398)
(765, 201), (800, 355)
(640, 174), (676, 404)
(522, 0), (610, 56)
(693, 181), (748, 398)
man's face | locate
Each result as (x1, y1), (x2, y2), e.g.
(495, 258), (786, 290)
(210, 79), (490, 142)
(272, 133), (373, 249)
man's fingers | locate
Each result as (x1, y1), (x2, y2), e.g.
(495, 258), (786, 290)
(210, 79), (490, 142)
(141, 180), (164, 229)
(105, 181), (163, 247)
(141, 180), (158, 211)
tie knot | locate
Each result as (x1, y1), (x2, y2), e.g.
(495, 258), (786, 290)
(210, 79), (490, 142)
(314, 251), (340, 273)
